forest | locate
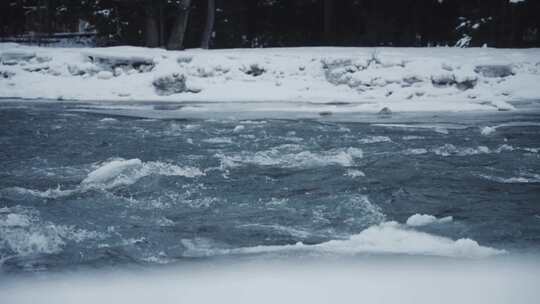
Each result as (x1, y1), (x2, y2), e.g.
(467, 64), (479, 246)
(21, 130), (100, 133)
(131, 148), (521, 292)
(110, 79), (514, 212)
(1, 0), (539, 49)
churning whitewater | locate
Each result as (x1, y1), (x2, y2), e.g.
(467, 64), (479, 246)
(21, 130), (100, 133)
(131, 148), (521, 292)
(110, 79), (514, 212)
(1, 101), (540, 273)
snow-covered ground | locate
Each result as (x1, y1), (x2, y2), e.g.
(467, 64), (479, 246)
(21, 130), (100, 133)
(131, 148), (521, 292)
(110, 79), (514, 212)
(1, 43), (539, 112)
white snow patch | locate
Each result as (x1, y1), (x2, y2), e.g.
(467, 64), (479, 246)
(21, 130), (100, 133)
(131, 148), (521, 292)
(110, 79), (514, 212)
(2, 44), (540, 113)
(97, 71), (113, 80)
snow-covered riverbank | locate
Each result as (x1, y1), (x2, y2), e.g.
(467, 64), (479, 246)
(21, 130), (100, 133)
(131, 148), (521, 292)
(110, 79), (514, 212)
(1, 43), (539, 112)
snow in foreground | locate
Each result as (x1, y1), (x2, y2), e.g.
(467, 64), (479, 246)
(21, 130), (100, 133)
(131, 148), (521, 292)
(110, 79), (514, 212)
(1, 43), (540, 112)
(2, 257), (539, 304)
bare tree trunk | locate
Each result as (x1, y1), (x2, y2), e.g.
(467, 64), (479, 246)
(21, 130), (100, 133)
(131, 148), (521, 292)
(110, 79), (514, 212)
(323, 0), (335, 44)
(167, 0), (192, 50)
(144, 2), (159, 47)
(158, 0), (165, 46)
(201, 0), (215, 49)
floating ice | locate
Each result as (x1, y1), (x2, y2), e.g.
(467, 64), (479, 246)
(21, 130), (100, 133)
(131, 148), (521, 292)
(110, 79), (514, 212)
(83, 158), (204, 190)
(315, 222), (501, 258)
(406, 214), (453, 227)
(182, 221), (503, 259)
(82, 158), (143, 187)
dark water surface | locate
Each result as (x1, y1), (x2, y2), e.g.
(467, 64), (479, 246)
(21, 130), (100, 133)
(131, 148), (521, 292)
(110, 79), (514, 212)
(1, 101), (540, 274)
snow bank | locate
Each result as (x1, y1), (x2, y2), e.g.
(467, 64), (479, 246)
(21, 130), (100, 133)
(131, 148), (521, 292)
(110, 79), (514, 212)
(1, 43), (540, 112)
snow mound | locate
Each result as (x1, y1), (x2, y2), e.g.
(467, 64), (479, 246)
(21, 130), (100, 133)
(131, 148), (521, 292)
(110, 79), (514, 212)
(474, 65), (514, 78)
(83, 49), (155, 73)
(153, 73), (198, 96)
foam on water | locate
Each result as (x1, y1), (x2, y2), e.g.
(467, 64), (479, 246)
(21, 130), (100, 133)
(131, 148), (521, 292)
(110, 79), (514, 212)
(345, 169), (366, 178)
(480, 126), (496, 136)
(479, 173), (540, 184)
(8, 186), (77, 199)
(99, 118), (118, 123)
(203, 137), (234, 144)
(402, 135), (425, 140)
(0, 206), (104, 260)
(359, 136), (392, 144)
(432, 144), (490, 157)
(233, 125), (245, 133)
(480, 122), (540, 137)
(83, 158), (204, 189)
(404, 145), (496, 157)
(4, 158), (204, 199)
(237, 224), (313, 239)
(404, 148), (429, 155)
(372, 123), (468, 134)
(217, 145), (364, 169)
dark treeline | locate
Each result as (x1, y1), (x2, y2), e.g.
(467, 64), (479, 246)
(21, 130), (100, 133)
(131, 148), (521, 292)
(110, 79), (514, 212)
(1, 0), (539, 48)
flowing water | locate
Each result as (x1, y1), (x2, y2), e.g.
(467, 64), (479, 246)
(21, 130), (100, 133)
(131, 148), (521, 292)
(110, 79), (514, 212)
(1, 100), (540, 303)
